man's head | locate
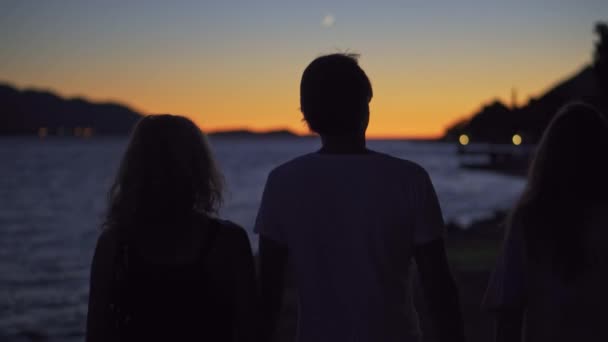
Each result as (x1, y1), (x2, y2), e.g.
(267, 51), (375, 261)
(300, 53), (373, 136)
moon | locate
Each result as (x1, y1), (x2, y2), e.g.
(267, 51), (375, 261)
(321, 14), (335, 28)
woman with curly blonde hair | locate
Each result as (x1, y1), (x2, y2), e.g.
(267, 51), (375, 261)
(87, 115), (258, 342)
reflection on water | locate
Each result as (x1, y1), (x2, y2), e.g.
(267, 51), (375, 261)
(0, 137), (525, 341)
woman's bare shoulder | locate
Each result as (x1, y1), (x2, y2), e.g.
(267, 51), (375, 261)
(209, 219), (252, 256)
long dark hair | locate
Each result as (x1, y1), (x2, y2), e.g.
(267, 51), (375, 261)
(103, 114), (223, 232)
(510, 102), (608, 279)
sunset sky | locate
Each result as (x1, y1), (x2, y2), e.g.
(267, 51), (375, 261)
(1, 1), (606, 138)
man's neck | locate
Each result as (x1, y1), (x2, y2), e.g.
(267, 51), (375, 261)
(319, 134), (368, 154)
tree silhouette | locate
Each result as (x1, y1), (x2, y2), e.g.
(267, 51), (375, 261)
(594, 22), (608, 91)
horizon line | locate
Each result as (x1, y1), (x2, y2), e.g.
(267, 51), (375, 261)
(204, 125), (441, 141)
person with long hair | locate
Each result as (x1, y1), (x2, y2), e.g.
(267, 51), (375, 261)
(484, 102), (608, 342)
(86, 115), (258, 341)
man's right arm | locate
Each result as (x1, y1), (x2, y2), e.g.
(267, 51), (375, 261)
(410, 168), (465, 341)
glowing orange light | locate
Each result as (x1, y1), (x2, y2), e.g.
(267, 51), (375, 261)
(83, 127), (93, 138)
(38, 127), (48, 138)
(459, 134), (470, 146)
(512, 134), (522, 146)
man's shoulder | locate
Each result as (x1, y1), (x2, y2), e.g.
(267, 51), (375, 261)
(268, 151), (430, 180)
(267, 153), (318, 179)
(370, 151), (429, 177)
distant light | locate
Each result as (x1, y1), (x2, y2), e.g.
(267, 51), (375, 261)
(83, 127), (93, 138)
(512, 134), (522, 146)
(38, 127), (48, 138)
(459, 134), (470, 146)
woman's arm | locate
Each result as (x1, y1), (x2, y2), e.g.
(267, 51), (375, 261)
(229, 228), (261, 342)
(86, 229), (118, 342)
(258, 236), (288, 342)
(484, 219), (527, 342)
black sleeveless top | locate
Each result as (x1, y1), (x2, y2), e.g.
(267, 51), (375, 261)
(111, 218), (234, 341)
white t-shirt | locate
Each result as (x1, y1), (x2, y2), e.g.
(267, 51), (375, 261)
(254, 151), (445, 342)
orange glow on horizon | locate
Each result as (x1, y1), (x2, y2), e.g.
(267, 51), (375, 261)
(0, 1), (598, 140)
(197, 122), (442, 140)
(4, 58), (590, 140)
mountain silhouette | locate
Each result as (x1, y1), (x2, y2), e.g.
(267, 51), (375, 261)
(0, 83), (305, 138)
(445, 23), (608, 144)
(0, 83), (142, 136)
(444, 65), (605, 144)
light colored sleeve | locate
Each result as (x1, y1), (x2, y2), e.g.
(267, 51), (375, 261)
(413, 170), (446, 245)
(483, 222), (527, 311)
(254, 171), (285, 244)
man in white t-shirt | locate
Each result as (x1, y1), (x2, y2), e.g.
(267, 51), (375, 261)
(256, 53), (465, 342)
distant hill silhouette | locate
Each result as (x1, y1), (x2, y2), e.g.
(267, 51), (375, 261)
(0, 83), (141, 136)
(0, 83), (305, 139)
(444, 65), (605, 144)
(208, 129), (303, 139)
(445, 23), (608, 144)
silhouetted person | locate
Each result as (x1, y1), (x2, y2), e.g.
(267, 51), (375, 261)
(86, 115), (258, 342)
(484, 103), (608, 342)
(256, 54), (465, 342)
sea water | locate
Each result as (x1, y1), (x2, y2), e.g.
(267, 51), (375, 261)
(0, 137), (525, 341)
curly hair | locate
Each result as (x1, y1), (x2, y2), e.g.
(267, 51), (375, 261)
(103, 114), (223, 232)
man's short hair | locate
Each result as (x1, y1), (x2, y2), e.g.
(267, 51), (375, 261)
(300, 53), (373, 135)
